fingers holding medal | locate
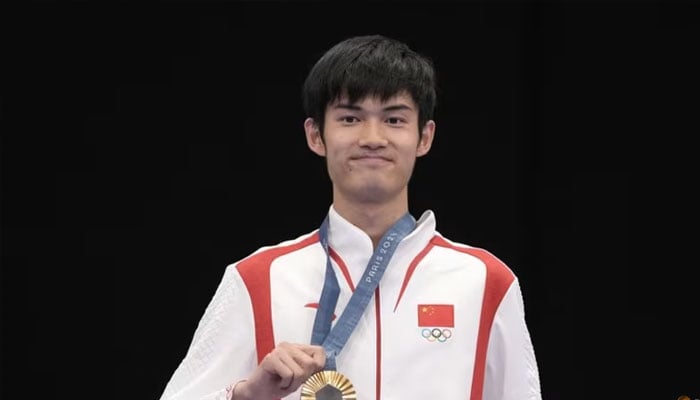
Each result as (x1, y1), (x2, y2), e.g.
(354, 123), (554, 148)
(257, 342), (326, 396)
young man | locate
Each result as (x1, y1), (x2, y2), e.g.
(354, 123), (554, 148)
(159, 35), (542, 400)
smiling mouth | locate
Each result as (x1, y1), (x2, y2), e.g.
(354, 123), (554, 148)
(351, 156), (392, 167)
(354, 155), (388, 160)
(353, 154), (390, 160)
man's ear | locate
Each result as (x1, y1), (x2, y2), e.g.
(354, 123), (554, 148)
(304, 117), (326, 156)
(416, 120), (436, 157)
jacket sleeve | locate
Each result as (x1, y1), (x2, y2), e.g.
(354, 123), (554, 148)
(482, 278), (542, 400)
(158, 264), (258, 400)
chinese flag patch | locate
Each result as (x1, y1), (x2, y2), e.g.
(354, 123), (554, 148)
(417, 304), (454, 327)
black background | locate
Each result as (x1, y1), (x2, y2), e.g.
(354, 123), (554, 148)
(2, 1), (699, 399)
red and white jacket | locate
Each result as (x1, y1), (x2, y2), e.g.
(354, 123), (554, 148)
(159, 206), (541, 400)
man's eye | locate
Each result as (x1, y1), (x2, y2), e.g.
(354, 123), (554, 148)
(340, 116), (358, 123)
(386, 117), (404, 124)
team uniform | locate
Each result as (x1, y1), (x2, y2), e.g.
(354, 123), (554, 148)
(159, 206), (541, 400)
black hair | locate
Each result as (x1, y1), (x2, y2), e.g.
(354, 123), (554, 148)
(302, 35), (437, 134)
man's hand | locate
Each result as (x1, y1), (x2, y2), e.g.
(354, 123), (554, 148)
(234, 342), (326, 400)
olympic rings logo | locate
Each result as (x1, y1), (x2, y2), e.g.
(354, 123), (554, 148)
(421, 328), (452, 342)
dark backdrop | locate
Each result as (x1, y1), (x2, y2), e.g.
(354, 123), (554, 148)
(2, 1), (699, 399)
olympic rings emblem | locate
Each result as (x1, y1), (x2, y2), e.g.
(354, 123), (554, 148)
(421, 328), (453, 342)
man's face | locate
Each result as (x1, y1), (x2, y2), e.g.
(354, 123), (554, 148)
(305, 92), (435, 206)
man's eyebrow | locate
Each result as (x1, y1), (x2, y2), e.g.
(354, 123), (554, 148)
(383, 104), (413, 112)
(332, 103), (363, 111)
(331, 103), (414, 112)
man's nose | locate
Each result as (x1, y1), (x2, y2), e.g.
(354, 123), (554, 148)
(358, 119), (388, 148)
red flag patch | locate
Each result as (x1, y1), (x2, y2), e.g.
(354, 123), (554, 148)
(417, 304), (454, 327)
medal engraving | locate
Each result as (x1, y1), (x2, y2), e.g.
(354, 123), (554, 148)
(300, 370), (356, 400)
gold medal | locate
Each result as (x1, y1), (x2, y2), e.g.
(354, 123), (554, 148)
(300, 370), (356, 400)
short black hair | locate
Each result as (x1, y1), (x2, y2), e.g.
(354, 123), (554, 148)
(302, 35), (437, 133)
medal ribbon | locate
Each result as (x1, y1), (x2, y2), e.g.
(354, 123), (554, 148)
(310, 212), (416, 370)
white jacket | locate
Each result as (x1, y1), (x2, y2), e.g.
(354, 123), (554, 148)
(159, 206), (541, 400)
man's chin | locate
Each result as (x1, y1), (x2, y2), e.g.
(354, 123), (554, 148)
(348, 184), (395, 204)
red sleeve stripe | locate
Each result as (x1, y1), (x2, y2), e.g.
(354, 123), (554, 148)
(236, 233), (320, 364)
(431, 236), (514, 400)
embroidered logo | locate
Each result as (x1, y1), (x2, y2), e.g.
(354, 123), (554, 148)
(418, 304), (454, 342)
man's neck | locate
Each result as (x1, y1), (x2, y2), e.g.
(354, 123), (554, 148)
(332, 197), (409, 249)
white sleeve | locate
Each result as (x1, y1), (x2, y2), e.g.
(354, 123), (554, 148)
(158, 264), (258, 400)
(483, 278), (542, 400)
